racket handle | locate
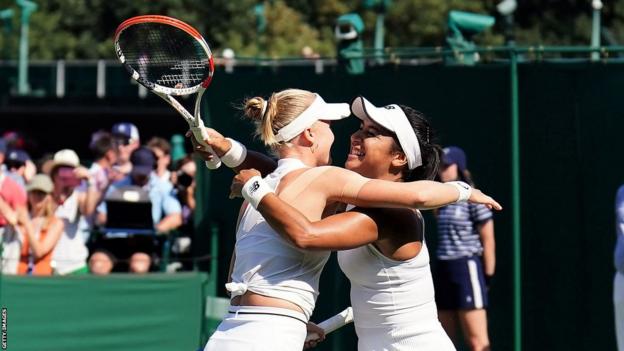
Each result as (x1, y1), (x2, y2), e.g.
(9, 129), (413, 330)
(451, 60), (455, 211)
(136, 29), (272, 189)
(190, 126), (222, 169)
(305, 307), (354, 342)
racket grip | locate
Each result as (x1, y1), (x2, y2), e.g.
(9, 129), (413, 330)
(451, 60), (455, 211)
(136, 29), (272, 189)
(305, 307), (354, 342)
(190, 126), (222, 169)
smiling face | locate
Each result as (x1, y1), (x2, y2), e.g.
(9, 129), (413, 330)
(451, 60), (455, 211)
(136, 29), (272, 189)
(344, 115), (404, 180)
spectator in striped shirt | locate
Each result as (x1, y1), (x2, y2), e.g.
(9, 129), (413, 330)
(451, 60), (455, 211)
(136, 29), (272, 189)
(433, 146), (495, 351)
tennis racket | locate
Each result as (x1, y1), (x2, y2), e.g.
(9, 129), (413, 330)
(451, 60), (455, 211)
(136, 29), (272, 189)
(305, 307), (354, 342)
(114, 15), (221, 169)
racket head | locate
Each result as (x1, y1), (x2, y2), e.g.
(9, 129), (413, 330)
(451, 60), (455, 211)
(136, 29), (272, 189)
(114, 15), (214, 96)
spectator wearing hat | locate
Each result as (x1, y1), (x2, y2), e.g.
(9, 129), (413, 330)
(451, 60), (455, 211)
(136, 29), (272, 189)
(50, 149), (98, 275)
(5, 149), (31, 190)
(111, 122), (140, 179)
(17, 174), (64, 275)
(433, 146), (496, 351)
(96, 146), (182, 273)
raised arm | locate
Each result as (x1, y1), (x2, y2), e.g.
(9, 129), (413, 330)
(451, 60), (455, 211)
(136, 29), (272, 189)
(186, 129), (277, 176)
(25, 217), (64, 259)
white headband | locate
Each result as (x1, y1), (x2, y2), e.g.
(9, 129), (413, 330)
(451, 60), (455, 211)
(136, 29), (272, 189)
(274, 94), (351, 143)
(351, 96), (423, 170)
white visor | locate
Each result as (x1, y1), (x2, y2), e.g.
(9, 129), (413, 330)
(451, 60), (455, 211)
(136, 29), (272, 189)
(351, 96), (423, 170)
(274, 94), (351, 143)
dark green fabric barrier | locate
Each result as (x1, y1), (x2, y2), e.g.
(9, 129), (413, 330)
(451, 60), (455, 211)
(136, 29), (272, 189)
(0, 273), (207, 351)
(0, 62), (622, 350)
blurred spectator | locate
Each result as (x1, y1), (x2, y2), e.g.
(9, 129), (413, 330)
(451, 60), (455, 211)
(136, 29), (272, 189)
(147, 137), (172, 183)
(50, 149), (98, 275)
(615, 185), (624, 351)
(0, 145), (29, 274)
(88, 249), (116, 275)
(111, 122), (140, 179)
(88, 132), (118, 196)
(97, 147), (182, 273)
(170, 155), (196, 269)
(5, 149), (31, 189)
(18, 174), (64, 275)
(172, 155), (196, 218)
(2, 131), (26, 150)
(434, 146), (495, 351)
(0, 138), (6, 172)
(37, 153), (55, 175)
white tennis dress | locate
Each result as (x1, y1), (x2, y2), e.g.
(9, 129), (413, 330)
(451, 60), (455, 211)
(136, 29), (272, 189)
(338, 230), (455, 351)
(205, 158), (331, 351)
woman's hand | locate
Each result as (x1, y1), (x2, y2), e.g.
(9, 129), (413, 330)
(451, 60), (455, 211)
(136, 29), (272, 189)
(185, 128), (230, 160)
(469, 189), (502, 210)
(303, 322), (326, 350)
(229, 169), (261, 199)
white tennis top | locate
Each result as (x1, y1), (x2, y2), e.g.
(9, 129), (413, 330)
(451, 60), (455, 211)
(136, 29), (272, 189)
(338, 222), (454, 350)
(227, 158), (331, 320)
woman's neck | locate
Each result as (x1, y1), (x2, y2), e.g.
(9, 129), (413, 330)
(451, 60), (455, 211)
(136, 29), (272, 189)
(278, 147), (318, 167)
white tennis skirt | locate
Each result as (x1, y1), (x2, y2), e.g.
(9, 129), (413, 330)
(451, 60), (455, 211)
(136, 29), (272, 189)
(204, 305), (307, 351)
(356, 323), (456, 351)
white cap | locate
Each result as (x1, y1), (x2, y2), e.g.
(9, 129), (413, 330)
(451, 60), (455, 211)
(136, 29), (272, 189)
(351, 96), (423, 170)
(274, 94), (351, 143)
(52, 149), (81, 168)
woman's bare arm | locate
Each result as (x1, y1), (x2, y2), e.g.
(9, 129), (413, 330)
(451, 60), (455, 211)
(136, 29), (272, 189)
(26, 218), (64, 259)
(258, 193), (379, 250)
(319, 166), (502, 210)
(187, 130), (277, 177)
(478, 219), (496, 276)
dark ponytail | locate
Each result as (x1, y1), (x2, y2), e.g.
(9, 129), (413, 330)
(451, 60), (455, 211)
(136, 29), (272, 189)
(395, 105), (442, 181)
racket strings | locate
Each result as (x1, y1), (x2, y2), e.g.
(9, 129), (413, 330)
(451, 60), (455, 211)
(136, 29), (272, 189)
(118, 22), (210, 89)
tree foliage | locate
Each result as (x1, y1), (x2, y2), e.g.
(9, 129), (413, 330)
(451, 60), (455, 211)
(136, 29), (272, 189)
(0, 0), (622, 60)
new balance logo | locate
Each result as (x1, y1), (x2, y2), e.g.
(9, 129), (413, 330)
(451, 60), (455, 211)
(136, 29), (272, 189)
(248, 181), (260, 194)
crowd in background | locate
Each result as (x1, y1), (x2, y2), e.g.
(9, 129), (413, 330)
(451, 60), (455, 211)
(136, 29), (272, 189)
(0, 123), (197, 276)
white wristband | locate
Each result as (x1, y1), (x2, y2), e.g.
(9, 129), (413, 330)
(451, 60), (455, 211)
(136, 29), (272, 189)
(221, 138), (248, 168)
(447, 181), (472, 203)
(241, 176), (273, 209)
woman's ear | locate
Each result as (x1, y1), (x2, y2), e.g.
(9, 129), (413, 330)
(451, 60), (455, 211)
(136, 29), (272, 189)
(299, 128), (315, 147)
(391, 151), (408, 168)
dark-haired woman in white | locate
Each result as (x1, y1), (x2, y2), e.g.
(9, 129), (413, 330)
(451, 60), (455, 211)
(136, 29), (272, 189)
(198, 89), (500, 351)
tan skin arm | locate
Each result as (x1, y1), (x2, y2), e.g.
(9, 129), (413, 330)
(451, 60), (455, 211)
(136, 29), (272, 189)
(258, 193), (425, 254)
(318, 167), (501, 210)
(74, 166), (99, 217)
(155, 213), (183, 233)
(478, 219), (496, 276)
(259, 193), (379, 250)
(24, 218), (64, 259)
(186, 130), (278, 177)
(232, 168), (502, 212)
